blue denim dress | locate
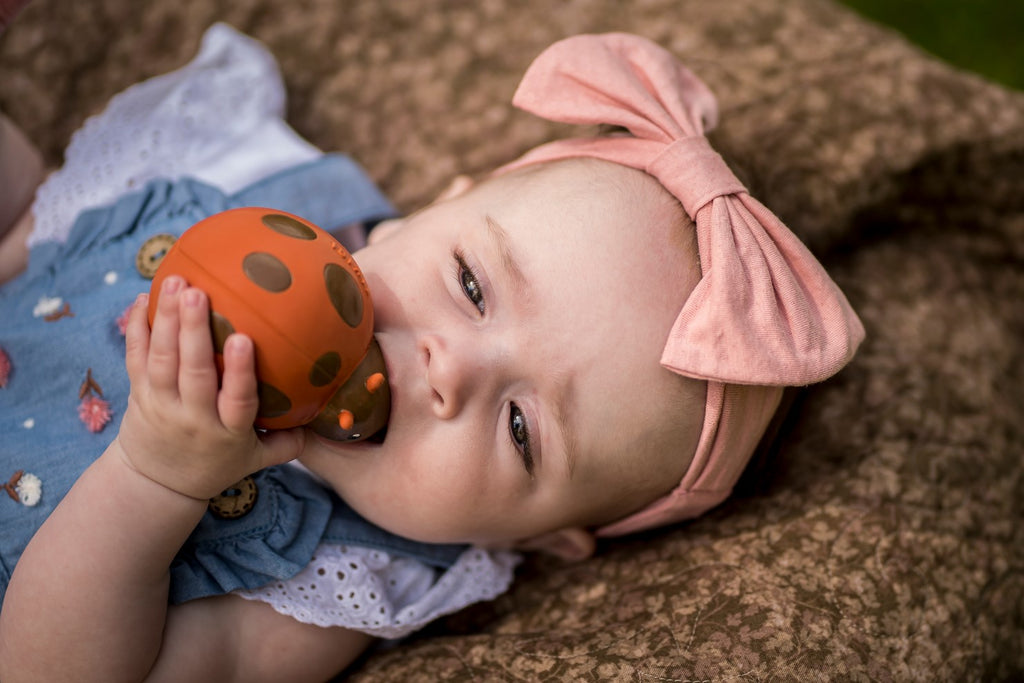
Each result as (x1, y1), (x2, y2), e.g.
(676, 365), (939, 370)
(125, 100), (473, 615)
(0, 155), (465, 605)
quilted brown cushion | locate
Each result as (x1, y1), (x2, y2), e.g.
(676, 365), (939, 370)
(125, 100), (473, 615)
(3, 0), (1021, 679)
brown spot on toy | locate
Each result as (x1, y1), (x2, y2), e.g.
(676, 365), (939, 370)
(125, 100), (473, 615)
(324, 262), (364, 328)
(210, 311), (235, 354)
(243, 252), (292, 293)
(257, 382), (292, 418)
(262, 213), (317, 241)
(309, 351), (342, 387)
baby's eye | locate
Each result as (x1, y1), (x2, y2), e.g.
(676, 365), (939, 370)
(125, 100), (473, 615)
(509, 403), (535, 477)
(454, 251), (485, 314)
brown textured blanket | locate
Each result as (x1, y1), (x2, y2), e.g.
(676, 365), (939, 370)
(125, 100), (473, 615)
(3, 0), (1022, 679)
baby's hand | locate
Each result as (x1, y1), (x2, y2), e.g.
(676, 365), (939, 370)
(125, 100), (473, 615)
(117, 276), (304, 501)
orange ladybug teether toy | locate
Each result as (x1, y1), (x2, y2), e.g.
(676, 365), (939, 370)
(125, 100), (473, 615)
(148, 207), (389, 442)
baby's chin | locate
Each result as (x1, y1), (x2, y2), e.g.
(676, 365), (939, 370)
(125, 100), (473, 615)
(291, 449), (353, 503)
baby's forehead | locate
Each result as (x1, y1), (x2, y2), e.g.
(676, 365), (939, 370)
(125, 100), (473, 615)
(486, 157), (663, 197)
(497, 159), (695, 263)
(479, 158), (684, 235)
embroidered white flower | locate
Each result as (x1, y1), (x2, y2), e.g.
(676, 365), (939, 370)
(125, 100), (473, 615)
(16, 472), (42, 506)
(103, 270), (119, 285)
(33, 296), (63, 317)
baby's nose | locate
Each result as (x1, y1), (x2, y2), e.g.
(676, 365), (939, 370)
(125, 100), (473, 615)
(420, 333), (483, 419)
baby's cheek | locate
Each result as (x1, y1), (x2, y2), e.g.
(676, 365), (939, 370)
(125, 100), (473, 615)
(407, 461), (509, 538)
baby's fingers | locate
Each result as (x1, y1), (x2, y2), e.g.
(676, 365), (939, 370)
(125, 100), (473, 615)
(147, 276), (185, 395)
(258, 428), (306, 469)
(217, 333), (260, 432)
(124, 293), (151, 384)
(176, 288), (219, 409)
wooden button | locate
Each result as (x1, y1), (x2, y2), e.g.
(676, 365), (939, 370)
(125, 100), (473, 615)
(208, 476), (258, 519)
(135, 233), (176, 279)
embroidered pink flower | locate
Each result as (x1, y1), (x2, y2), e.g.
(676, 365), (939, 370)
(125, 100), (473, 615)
(78, 369), (112, 433)
(79, 395), (112, 433)
(0, 346), (9, 388)
(116, 302), (133, 336)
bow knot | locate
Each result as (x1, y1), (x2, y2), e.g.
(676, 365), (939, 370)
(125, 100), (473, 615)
(648, 136), (746, 218)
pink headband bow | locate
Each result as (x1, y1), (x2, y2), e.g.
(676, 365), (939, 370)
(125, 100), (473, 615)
(498, 33), (865, 535)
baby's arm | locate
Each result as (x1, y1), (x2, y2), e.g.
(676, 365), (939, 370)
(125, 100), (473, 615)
(0, 278), (371, 681)
(0, 114), (44, 284)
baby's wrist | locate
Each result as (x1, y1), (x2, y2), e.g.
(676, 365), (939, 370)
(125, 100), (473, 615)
(106, 438), (212, 511)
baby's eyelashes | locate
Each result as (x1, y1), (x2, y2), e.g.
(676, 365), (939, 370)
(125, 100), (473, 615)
(508, 402), (534, 477)
(453, 249), (485, 314)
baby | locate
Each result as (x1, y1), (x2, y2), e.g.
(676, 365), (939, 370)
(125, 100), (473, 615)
(0, 24), (862, 683)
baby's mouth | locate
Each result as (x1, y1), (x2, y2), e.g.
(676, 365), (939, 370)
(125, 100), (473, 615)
(367, 423), (388, 444)
(307, 338), (391, 443)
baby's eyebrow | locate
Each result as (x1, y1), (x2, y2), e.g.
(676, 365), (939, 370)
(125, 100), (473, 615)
(552, 370), (580, 480)
(484, 215), (530, 300)
(486, 215), (578, 478)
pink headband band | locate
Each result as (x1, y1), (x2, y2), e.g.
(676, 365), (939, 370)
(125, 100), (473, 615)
(497, 33), (865, 535)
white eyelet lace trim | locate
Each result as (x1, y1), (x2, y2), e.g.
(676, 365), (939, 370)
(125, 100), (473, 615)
(234, 543), (520, 639)
(28, 22), (319, 248)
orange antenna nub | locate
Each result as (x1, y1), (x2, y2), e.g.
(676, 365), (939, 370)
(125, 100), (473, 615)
(365, 372), (386, 393)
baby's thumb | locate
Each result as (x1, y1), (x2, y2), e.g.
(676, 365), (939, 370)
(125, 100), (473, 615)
(257, 428), (307, 469)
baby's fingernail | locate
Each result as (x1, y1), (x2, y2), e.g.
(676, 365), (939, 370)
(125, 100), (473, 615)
(136, 292), (149, 307)
(183, 290), (202, 307)
(226, 334), (251, 355)
(162, 276), (183, 293)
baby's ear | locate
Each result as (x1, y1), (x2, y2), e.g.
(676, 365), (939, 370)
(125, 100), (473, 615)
(513, 527), (596, 562)
(433, 175), (474, 203)
(367, 175), (474, 246)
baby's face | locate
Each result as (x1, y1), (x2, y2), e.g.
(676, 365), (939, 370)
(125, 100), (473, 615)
(299, 159), (706, 547)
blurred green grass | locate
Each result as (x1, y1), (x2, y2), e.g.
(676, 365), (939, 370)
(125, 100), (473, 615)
(837, 0), (1024, 91)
